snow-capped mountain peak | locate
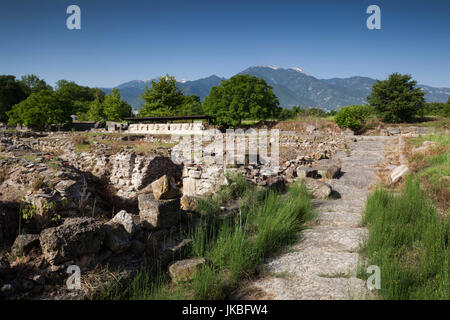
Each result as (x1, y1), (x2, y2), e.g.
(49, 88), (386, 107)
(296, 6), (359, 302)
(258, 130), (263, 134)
(289, 67), (307, 74)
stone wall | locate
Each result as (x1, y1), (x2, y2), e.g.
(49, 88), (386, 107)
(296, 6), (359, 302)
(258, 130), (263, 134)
(182, 165), (228, 196)
(126, 122), (205, 135)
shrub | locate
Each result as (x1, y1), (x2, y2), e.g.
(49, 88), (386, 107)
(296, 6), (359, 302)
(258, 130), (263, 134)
(334, 105), (373, 132)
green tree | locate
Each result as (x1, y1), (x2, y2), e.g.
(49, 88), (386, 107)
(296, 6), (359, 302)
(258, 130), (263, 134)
(103, 89), (132, 121)
(203, 74), (280, 127)
(7, 90), (72, 129)
(19, 74), (52, 95)
(0, 75), (28, 122)
(443, 96), (450, 117)
(367, 73), (425, 123)
(55, 80), (104, 115)
(180, 95), (203, 116)
(139, 75), (185, 116)
(86, 97), (105, 122)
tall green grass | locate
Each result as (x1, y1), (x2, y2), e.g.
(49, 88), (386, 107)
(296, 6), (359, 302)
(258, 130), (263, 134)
(95, 174), (313, 300)
(362, 176), (449, 300)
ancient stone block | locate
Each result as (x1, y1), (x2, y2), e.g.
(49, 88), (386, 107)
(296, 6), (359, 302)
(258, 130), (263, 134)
(11, 234), (40, 257)
(169, 258), (205, 283)
(39, 218), (105, 265)
(138, 193), (180, 229)
(151, 175), (180, 200)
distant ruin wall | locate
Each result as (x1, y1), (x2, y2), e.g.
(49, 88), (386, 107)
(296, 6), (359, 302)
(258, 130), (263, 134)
(125, 122), (205, 135)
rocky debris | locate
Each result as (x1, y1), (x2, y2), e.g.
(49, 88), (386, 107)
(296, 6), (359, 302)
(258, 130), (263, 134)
(182, 165), (228, 196)
(296, 167), (319, 179)
(301, 178), (332, 199)
(151, 175), (180, 200)
(144, 229), (170, 256)
(381, 126), (432, 136)
(0, 155), (99, 230)
(104, 222), (131, 254)
(306, 125), (317, 133)
(138, 193), (181, 229)
(100, 153), (182, 199)
(284, 166), (295, 180)
(110, 210), (139, 235)
(390, 165), (410, 184)
(168, 258), (205, 283)
(412, 140), (437, 154)
(11, 234), (40, 257)
(180, 195), (198, 212)
(1, 284), (14, 295)
(39, 217), (105, 265)
(130, 240), (145, 256)
(159, 239), (193, 268)
(266, 176), (286, 192)
(326, 165), (341, 179)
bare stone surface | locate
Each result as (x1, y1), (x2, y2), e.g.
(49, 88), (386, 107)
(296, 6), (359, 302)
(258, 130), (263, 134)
(390, 164), (410, 184)
(104, 223), (131, 254)
(39, 217), (105, 265)
(110, 210), (139, 235)
(11, 234), (40, 257)
(151, 175), (180, 200)
(169, 258), (205, 283)
(235, 136), (395, 300)
(138, 193), (181, 229)
(302, 178), (332, 199)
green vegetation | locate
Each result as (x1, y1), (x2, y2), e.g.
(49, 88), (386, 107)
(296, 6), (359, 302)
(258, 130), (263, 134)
(407, 133), (449, 214)
(203, 74), (281, 127)
(367, 73), (426, 123)
(139, 74), (203, 117)
(84, 88), (132, 123)
(277, 106), (336, 121)
(424, 98), (450, 117)
(7, 89), (73, 129)
(95, 174), (313, 300)
(334, 105), (374, 132)
(362, 176), (449, 299)
(140, 75), (186, 116)
(0, 75), (31, 122)
(1, 74), (132, 129)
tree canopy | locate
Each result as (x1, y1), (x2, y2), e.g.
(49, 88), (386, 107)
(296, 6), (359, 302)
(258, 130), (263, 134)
(7, 90), (72, 129)
(19, 74), (52, 95)
(102, 89), (132, 121)
(0, 75), (28, 122)
(55, 80), (105, 115)
(139, 75), (185, 116)
(202, 74), (281, 127)
(180, 95), (203, 116)
(367, 73), (425, 123)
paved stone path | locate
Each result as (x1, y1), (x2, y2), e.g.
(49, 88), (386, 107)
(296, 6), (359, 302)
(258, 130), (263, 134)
(236, 135), (394, 300)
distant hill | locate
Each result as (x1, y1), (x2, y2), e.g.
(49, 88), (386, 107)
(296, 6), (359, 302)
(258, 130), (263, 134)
(101, 66), (450, 110)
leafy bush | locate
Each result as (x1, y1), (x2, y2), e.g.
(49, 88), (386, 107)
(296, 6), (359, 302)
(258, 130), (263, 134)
(334, 105), (373, 131)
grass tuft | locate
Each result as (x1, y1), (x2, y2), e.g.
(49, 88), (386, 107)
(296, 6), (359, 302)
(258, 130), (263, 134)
(95, 174), (313, 300)
(362, 176), (449, 300)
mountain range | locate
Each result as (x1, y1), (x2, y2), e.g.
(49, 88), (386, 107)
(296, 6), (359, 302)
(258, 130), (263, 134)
(100, 66), (450, 110)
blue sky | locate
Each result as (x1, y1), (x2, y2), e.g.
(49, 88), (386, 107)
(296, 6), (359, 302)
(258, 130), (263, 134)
(1, 0), (449, 88)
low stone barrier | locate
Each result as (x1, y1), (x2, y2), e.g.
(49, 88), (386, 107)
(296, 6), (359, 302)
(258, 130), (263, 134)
(126, 122), (205, 135)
